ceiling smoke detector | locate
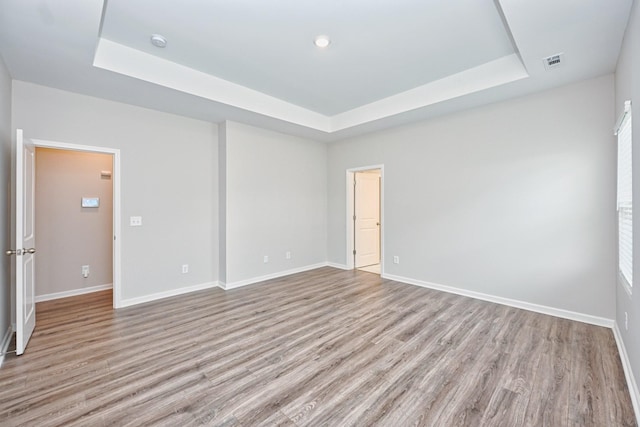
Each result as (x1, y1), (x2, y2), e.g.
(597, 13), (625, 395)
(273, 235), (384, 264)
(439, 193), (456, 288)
(543, 52), (565, 70)
(150, 34), (167, 48)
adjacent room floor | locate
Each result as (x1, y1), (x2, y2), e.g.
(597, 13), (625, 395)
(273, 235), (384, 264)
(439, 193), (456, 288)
(0, 267), (636, 426)
(357, 263), (380, 274)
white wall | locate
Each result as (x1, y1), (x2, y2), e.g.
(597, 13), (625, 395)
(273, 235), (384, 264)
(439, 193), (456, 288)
(0, 54), (12, 351)
(12, 81), (218, 303)
(615, 0), (640, 413)
(221, 121), (327, 286)
(35, 148), (113, 299)
(328, 75), (616, 320)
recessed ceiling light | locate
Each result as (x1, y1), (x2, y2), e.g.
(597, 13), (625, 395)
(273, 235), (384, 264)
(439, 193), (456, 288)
(150, 34), (167, 48)
(314, 35), (331, 48)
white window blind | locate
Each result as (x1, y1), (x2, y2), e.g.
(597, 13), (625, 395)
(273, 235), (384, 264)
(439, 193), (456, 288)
(616, 101), (632, 289)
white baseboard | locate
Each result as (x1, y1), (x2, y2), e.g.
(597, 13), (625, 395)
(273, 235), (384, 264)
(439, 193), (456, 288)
(220, 263), (328, 290)
(0, 325), (13, 368)
(118, 281), (219, 308)
(382, 273), (614, 328)
(35, 284), (113, 303)
(326, 262), (350, 270)
(613, 323), (640, 423)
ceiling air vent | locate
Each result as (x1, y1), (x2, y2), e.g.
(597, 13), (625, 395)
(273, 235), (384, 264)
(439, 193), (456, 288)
(543, 53), (565, 70)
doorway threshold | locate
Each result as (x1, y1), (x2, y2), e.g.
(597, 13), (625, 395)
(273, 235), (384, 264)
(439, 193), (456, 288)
(358, 264), (380, 274)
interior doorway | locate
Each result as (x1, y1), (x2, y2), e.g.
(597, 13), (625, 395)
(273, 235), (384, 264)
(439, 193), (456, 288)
(346, 166), (383, 275)
(27, 138), (121, 308)
(35, 147), (114, 303)
(10, 132), (121, 355)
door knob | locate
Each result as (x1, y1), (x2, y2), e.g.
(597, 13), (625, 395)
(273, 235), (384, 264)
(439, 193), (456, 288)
(24, 248), (36, 254)
(5, 249), (23, 256)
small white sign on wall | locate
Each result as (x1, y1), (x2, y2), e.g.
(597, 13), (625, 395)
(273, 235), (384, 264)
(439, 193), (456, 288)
(81, 197), (100, 208)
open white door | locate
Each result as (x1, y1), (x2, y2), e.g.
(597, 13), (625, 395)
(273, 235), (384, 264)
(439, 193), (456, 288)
(355, 171), (380, 268)
(14, 129), (36, 355)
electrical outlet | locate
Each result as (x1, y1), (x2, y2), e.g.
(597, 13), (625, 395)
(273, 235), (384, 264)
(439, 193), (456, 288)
(625, 312), (628, 331)
(263, 255), (269, 263)
(393, 256), (400, 264)
(182, 264), (189, 274)
(82, 265), (90, 278)
(286, 251), (291, 260)
(130, 216), (142, 226)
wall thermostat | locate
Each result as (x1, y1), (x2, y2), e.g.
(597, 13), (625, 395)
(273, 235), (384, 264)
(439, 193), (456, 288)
(81, 197), (100, 208)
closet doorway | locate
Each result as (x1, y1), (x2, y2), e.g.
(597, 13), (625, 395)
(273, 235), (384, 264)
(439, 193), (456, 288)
(346, 166), (383, 275)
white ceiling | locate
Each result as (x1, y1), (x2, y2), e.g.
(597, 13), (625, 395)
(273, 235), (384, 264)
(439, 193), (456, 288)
(0, 0), (633, 141)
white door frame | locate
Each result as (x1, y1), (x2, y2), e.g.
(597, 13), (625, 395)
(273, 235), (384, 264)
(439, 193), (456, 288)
(31, 139), (122, 308)
(346, 165), (384, 272)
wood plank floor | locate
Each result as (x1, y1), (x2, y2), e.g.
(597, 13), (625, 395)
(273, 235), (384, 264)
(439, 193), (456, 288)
(0, 267), (636, 426)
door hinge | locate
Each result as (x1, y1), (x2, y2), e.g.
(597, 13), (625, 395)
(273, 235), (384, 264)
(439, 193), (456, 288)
(353, 215), (356, 221)
(353, 250), (356, 255)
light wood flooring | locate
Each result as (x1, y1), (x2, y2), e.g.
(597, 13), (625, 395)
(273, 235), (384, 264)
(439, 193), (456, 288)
(357, 264), (380, 275)
(0, 267), (636, 426)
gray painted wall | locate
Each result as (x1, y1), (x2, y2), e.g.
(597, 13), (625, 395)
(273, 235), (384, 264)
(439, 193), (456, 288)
(12, 81), (218, 302)
(218, 122), (227, 284)
(615, 0), (640, 405)
(0, 54), (11, 344)
(222, 121), (327, 285)
(328, 75), (616, 319)
(35, 148), (113, 298)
